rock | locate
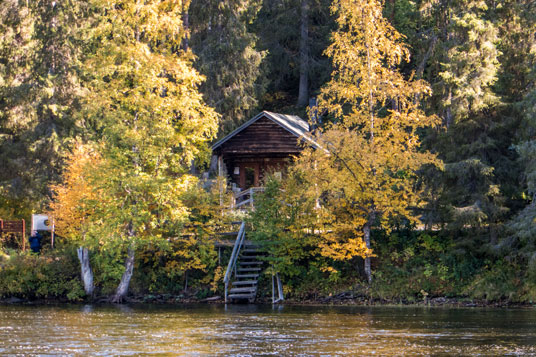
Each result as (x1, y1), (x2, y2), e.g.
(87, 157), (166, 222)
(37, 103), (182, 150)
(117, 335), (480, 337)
(201, 296), (221, 302)
(4, 297), (23, 304)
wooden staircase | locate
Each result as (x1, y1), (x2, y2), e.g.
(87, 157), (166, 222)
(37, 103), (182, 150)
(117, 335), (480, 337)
(222, 192), (285, 304)
(227, 246), (264, 302)
(224, 222), (267, 303)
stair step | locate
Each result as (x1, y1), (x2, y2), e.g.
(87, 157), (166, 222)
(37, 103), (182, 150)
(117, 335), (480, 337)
(242, 249), (260, 253)
(230, 287), (257, 293)
(237, 267), (261, 272)
(239, 261), (263, 265)
(232, 280), (258, 286)
(217, 231), (239, 236)
(239, 256), (259, 261)
(235, 274), (259, 279)
(228, 293), (256, 300)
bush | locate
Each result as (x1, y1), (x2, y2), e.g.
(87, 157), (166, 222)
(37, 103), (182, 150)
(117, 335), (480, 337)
(0, 248), (84, 301)
(464, 259), (522, 302)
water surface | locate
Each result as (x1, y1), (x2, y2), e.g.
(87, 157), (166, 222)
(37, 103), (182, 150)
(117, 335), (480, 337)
(1, 304), (535, 355)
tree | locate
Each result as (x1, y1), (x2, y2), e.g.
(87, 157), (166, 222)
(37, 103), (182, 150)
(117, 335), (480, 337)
(299, 0), (440, 283)
(297, 0), (310, 107)
(505, 0), (536, 258)
(189, 0), (265, 135)
(82, 0), (219, 302)
(254, 0), (333, 111)
(0, 0), (89, 214)
(49, 143), (102, 296)
(248, 175), (321, 279)
(435, 0), (500, 128)
(405, 0), (517, 236)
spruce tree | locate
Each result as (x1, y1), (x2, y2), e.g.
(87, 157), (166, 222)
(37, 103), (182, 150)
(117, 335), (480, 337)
(0, 0), (88, 215)
(253, 0), (333, 111)
(189, 0), (265, 136)
(504, 0), (536, 256)
(412, 0), (515, 236)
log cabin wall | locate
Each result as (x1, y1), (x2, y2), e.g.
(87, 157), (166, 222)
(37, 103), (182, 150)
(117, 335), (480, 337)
(213, 113), (308, 190)
(217, 116), (303, 156)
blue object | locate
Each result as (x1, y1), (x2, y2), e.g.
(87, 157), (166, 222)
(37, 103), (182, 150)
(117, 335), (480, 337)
(29, 232), (43, 253)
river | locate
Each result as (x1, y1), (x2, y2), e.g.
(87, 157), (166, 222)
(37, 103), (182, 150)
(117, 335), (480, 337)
(1, 304), (535, 355)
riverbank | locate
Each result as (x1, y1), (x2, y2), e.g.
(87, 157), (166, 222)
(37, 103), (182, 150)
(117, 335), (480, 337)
(2, 233), (536, 308)
(2, 292), (534, 309)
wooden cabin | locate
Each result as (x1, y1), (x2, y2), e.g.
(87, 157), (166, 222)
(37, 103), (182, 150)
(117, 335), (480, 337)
(212, 111), (320, 302)
(212, 111), (318, 190)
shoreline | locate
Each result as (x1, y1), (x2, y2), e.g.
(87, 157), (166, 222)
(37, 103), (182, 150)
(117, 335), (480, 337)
(1, 294), (534, 309)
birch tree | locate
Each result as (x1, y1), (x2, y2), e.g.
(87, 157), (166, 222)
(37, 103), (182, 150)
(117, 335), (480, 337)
(298, 0), (441, 283)
(49, 144), (102, 296)
(83, 0), (218, 302)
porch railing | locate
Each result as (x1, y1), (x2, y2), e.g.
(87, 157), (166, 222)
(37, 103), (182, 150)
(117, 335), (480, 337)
(233, 187), (265, 210)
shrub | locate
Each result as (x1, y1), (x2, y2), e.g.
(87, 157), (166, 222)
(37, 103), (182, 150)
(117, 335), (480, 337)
(0, 249), (84, 301)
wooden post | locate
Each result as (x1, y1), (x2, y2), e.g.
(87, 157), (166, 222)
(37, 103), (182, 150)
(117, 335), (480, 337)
(254, 164), (260, 187)
(218, 156), (223, 209)
(21, 219), (26, 252)
(51, 218), (55, 249)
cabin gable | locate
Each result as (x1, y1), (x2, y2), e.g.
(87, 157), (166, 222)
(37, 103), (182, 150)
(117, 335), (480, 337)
(217, 115), (303, 155)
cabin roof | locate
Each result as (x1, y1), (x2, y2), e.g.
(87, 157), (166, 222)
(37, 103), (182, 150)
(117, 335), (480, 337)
(212, 111), (319, 151)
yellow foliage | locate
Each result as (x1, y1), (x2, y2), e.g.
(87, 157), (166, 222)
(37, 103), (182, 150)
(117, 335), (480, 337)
(211, 265), (223, 292)
(294, 0), (442, 262)
(49, 143), (103, 242)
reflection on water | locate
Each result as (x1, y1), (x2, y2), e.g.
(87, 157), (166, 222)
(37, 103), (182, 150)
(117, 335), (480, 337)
(1, 303), (535, 355)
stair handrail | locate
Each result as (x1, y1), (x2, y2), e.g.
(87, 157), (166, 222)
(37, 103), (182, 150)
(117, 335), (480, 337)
(224, 221), (246, 303)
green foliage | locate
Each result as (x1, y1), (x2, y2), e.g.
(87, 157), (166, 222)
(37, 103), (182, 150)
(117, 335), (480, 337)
(370, 228), (489, 300)
(0, 0), (90, 212)
(0, 249), (84, 301)
(253, 0), (334, 111)
(248, 175), (366, 296)
(464, 259), (521, 301)
(190, 0), (265, 136)
(132, 239), (218, 295)
(0, 0), (535, 304)
(248, 176), (319, 277)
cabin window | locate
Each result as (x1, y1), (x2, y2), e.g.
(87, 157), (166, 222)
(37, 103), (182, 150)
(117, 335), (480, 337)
(274, 171), (282, 180)
(233, 167), (240, 175)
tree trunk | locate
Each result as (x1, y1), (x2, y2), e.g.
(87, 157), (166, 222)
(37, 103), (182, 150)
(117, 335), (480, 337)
(297, 0), (309, 107)
(77, 247), (94, 297)
(363, 212), (375, 284)
(445, 89), (452, 129)
(111, 245), (136, 303)
(181, 3), (189, 51)
(363, 222), (372, 284)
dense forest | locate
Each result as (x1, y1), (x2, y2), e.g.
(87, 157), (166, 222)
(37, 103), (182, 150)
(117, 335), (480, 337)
(0, 0), (535, 303)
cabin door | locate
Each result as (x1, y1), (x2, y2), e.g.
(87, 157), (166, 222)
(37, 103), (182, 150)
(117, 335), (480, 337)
(239, 163), (260, 189)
